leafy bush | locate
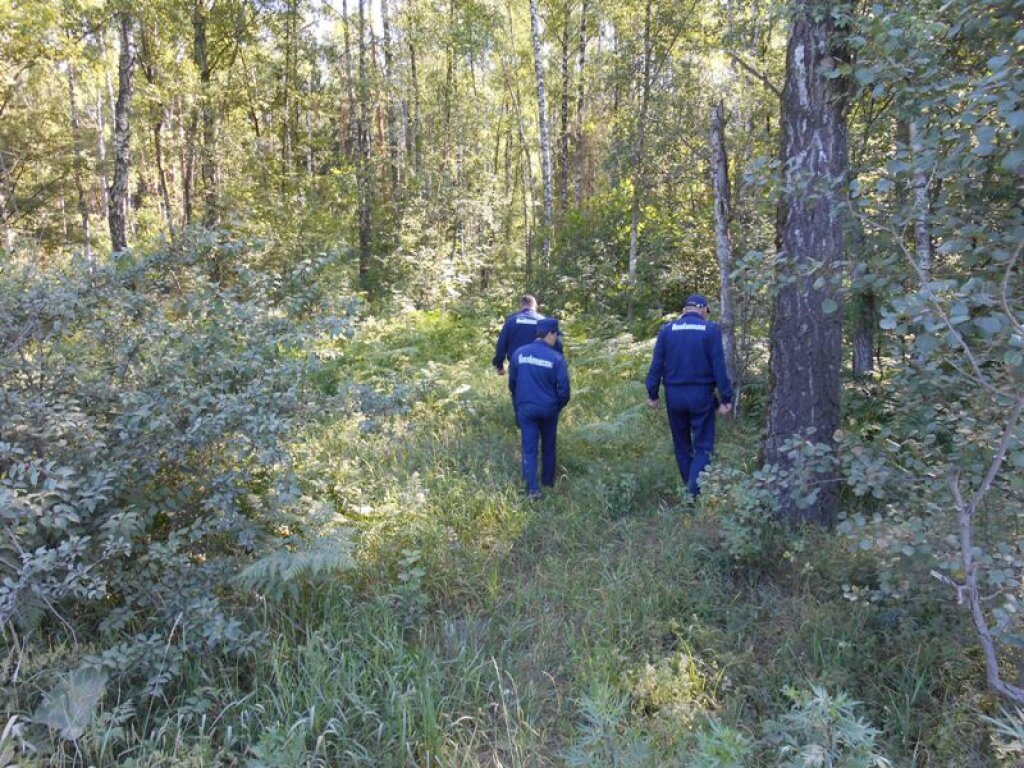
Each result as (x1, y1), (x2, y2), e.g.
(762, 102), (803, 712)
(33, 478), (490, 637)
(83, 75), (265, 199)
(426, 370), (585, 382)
(0, 239), (356, 735)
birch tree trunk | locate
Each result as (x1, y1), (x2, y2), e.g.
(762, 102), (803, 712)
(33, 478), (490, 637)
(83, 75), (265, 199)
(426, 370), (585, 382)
(909, 119), (932, 283)
(762, 0), (852, 526)
(711, 100), (739, 396)
(107, 13), (136, 253)
(528, 0), (554, 266)
(626, 0), (652, 321)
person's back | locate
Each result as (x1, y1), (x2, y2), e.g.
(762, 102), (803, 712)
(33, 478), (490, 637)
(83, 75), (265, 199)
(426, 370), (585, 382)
(651, 312), (729, 392)
(510, 339), (570, 412)
(493, 294), (562, 375)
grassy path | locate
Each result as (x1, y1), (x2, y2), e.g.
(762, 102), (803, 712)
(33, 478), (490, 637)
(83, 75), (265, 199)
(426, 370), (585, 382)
(227, 309), (980, 767)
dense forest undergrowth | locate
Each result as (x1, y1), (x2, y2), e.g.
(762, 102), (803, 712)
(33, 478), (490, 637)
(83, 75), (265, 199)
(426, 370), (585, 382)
(2, 250), (1015, 765)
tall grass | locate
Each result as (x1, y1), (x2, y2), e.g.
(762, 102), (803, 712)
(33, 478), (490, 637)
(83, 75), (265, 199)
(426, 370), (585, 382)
(16, 307), (1002, 766)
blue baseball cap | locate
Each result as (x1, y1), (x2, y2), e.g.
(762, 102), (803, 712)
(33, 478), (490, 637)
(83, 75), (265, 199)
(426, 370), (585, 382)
(536, 317), (560, 336)
(684, 294), (709, 308)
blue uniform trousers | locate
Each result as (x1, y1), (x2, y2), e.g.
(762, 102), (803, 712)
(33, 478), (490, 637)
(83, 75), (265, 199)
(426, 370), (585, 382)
(664, 385), (717, 497)
(517, 403), (559, 494)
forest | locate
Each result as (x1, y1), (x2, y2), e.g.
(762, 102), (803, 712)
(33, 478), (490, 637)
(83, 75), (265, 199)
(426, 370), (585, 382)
(1, 0), (1023, 764)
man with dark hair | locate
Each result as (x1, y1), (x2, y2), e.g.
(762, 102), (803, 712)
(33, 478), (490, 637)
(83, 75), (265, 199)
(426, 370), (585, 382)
(645, 294), (733, 497)
(509, 317), (571, 499)
(492, 294), (562, 376)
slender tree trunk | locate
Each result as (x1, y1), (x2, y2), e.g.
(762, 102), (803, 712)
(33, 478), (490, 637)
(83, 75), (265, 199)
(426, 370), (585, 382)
(626, 0), (652, 320)
(573, 0), (588, 206)
(380, 0), (400, 193)
(762, 0), (852, 526)
(557, 2), (571, 218)
(138, 26), (176, 238)
(355, 0), (372, 288)
(409, 38), (422, 177)
(107, 13), (136, 253)
(193, 2), (218, 229)
(528, 0), (554, 266)
(909, 119), (932, 283)
(711, 100), (739, 395)
(67, 59), (92, 260)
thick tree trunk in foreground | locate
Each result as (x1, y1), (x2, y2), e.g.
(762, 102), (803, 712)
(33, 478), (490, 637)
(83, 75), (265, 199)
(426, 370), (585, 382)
(762, 0), (851, 526)
(107, 13), (136, 253)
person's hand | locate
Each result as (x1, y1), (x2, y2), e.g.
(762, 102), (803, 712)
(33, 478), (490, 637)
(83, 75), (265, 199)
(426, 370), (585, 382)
(718, 402), (732, 416)
(647, 398), (659, 410)
(496, 367), (506, 376)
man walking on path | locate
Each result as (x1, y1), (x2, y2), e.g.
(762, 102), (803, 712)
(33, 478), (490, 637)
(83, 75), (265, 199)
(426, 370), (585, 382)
(493, 295), (562, 376)
(646, 294), (733, 497)
(509, 317), (571, 499)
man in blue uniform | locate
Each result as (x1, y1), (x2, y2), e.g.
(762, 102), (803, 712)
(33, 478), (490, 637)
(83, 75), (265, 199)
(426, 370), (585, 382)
(493, 294), (562, 376)
(509, 317), (571, 499)
(646, 294), (733, 497)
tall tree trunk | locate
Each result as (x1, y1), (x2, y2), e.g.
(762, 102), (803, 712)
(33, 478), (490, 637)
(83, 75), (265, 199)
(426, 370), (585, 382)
(107, 13), (136, 253)
(573, 0), (588, 205)
(67, 59), (92, 260)
(355, 0), (372, 288)
(909, 119), (932, 283)
(711, 100), (739, 397)
(626, 0), (652, 320)
(193, 2), (219, 229)
(557, 2), (571, 217)
(380, 0), (400, 193)
(762, 0), (852, 526)
(528, 0), (554, 266)
(341, 0), (357, 157)
(138, 26), (176, 238)
(408, 38), (422, 177)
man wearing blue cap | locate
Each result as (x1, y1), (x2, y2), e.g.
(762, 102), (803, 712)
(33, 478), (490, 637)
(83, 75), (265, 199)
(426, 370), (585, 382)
(646, 294), (733, 497)
(493, 295), (562, 376)
(509, 317), (571, 498)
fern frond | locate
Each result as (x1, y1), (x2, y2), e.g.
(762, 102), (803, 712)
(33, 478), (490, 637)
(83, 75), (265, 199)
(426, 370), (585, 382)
(236, 530), (356, 599)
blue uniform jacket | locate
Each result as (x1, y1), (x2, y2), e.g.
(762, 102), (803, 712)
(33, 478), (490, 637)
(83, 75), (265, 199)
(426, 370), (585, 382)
(493, 309), (563, 370)
(646, 311), (733, 403)
(509, 340), (571, 412)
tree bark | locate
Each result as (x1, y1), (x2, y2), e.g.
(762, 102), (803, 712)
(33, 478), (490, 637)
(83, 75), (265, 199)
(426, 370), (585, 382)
(193, 1), (219, 228)
(380, 0), (400, 193)
(909, 119), (932, 283)
(557, 2), (571, 218)
(355, 0), (373, 288)
(529, 0), (554, 266)
(762, 0), (852, 526)
(711, 100), (739, 395)
(852, 289), (876, 377)
(107, 13), (136, 253)
(138, 26), (176, 239)
(67, 58), (92, 260)
(573, 0), (588, 205)
(626, 0), (652, 320)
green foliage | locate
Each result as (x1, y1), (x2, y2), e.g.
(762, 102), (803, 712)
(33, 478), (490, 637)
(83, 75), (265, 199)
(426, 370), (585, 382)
(688, 719), (754, 768)
(771, 686), (893, 768)
(564, 683), (653, 768)
(0, 238), (355, 729)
